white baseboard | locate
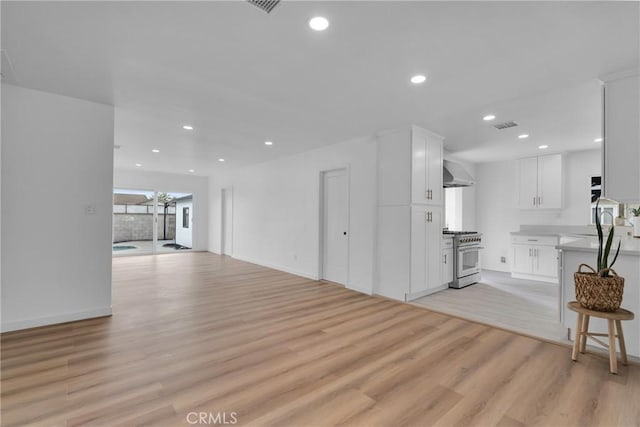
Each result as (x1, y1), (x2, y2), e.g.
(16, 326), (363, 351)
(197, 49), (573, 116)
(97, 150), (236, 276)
(347, 284), (373, 295)
(230, 254), (319, 280)
(406, 284), (448, 301)
(1, 307), (112, 333)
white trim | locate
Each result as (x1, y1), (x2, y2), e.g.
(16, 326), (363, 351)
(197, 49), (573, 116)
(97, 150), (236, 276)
(411, 124), (446, 142)
(231, 254), (318, 280)
(1, 307), (112, 333)
(599, 68), (640, 83)
(347, 284), (373, 296)
(406, 284), (449, 301)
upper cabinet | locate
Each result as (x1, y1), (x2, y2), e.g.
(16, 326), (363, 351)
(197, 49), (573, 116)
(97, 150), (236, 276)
(603, 72), (640, 203)
(518, 153), (563, 209)
(411, 127), (444, 205)
(377, 125), (444, 207)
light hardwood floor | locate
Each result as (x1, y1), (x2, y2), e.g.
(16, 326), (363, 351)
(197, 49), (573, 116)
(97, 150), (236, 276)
(1, 252), (639, 426)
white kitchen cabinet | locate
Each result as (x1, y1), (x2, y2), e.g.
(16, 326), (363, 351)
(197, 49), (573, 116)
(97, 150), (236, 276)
(377, 125), (444, 207)
(412, 127), (444, 205)
(375, 125), (445, 302)
(512, 244), (533, 275)
(511, 235), (559, 283)
(518, 154), (563, 209)
(442, 244), (454, 286)
(410, 206), (443, 295)
(603, 72), (640, 203)
(534, 245), (559, 278)
(518, 157), (539, 209)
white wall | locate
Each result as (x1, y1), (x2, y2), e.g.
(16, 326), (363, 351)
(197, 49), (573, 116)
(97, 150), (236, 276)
(476, 149), (601, 272)
(1, 84), (114, 332)
(209, 136), (377, 294)
(113, 169), (208, 251)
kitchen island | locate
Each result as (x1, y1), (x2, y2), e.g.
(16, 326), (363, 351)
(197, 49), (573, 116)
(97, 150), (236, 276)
(557, 236), (640, 357)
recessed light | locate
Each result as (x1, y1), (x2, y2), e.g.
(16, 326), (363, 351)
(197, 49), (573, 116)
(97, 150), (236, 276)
(264, 141), (273, 146)
(483, 115), (496, 121)
(538, 145), (549, 150)
(309, 16), (329, 31)
(518, 134), (529, 139)
(188, 169), (195, 173)
(135, 163), (142, 167)
(152, 149), (160, 153)
(182, 125), (194, 131)
(218, 158), (225, 162)
(410, 74), (427, 84)
(594, 138), (603, 143)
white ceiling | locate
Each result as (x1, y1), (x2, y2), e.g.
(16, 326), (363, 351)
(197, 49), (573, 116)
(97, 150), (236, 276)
(2, 1), (638, 174)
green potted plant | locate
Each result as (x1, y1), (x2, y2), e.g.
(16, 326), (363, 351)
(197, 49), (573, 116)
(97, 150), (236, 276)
(629, 206), (640, 237)
(574, 199), (624, 311)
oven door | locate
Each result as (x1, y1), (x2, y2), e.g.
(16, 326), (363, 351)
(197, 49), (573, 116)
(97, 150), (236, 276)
(457, 246), (482, 278)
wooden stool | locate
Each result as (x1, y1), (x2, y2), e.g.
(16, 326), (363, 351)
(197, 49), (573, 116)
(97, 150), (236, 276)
(568, 301), (634, 374)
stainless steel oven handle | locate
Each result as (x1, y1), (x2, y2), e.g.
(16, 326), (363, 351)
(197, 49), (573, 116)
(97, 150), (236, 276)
(458, 247), (484, 252)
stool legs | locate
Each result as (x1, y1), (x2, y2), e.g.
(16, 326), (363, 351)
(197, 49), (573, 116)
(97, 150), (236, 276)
(608, 320), (617, 374)
(572, 313), (584, 361)
(616, 319), (628, 366)
(580, 315), (590, 353)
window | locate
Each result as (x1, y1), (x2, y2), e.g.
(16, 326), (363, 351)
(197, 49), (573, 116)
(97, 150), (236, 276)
(182, 207), (190, 228)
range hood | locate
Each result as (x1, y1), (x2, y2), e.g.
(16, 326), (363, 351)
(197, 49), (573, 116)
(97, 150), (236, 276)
(443, 160), (475, 188)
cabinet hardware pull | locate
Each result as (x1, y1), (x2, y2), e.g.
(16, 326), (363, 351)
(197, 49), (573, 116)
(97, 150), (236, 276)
(533, 197), (536, 206)
(425, 190), (429, 199)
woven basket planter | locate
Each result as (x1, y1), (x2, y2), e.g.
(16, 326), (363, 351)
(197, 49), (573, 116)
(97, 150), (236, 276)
(574, 264), (624, 312)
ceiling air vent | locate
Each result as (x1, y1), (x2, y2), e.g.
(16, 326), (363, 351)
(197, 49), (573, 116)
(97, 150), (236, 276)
(247, 0), (280, 14)
(493, 121), (518, 130)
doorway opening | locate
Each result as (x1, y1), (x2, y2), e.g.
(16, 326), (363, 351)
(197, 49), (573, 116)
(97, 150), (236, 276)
(221, 187), (233, 256)
(112, 188), (193, 255)
(319, 168), (349, 285)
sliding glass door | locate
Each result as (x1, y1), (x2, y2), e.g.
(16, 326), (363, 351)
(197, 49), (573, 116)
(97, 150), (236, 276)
(112, 189), (193, 256)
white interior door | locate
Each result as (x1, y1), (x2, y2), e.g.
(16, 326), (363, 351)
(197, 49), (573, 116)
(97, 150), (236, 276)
(322, 169), (349, 285)
(221, 188), (233, 256)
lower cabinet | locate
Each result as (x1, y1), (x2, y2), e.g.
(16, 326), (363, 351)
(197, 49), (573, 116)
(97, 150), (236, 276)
(442, 246), (454, 285)
(511, 235), (559, 283)
(375, 205), (445, 302)
(410, 206), (444, 298)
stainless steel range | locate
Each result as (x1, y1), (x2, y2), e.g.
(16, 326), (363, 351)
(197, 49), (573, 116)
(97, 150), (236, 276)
(443, 231), (483, 289)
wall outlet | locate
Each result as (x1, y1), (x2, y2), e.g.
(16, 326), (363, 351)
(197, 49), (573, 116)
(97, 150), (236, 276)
(85, 203), (96, 215)
(500, 256), (506, 263)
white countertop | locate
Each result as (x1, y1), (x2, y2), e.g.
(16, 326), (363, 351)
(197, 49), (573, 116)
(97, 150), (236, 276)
(511, 224), (634, 239)
(556, 236), (640, 256)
